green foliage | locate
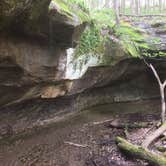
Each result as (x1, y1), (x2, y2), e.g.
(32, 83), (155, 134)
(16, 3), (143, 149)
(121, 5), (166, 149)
(65, 0), (89, 13)
(74, 9), (115, 58)
(91, 9), (115, 28)
(71, 3), (166, 72)
(115, 23), (150, 57)
(74, 23), (103, 58)
(50, 0), (89, 22)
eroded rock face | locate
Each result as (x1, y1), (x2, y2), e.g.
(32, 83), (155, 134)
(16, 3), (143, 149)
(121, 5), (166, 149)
(0, 34), (69, 106)
(0, 0), (86, 107)
(70, 58), (166, 111)
(0, 58), (165, 141)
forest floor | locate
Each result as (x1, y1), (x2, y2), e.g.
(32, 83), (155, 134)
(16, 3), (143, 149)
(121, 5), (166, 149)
(0, 100), (162, 166)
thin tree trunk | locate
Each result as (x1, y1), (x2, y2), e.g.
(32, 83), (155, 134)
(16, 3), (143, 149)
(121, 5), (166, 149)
(147, 0), (150, 13)
(121, 0), (125, 14)
(113, 0), (120, 27)
(149, 64), (166, 124)
(131, 0), (135, 14)
(159, 0), (162, 12)
(104, 0), (110, 8)
(135, 0), (139, 15)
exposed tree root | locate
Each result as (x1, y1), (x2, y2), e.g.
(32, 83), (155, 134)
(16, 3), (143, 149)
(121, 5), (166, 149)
(116, 137), (166, 166)
(142, 123), (166, 149)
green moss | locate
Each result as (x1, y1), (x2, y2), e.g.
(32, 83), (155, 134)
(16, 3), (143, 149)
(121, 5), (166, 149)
(115, 22), (150, 57)
(74, 23), (104, 58)
(74, 9), (115, 58)
(50, 0), (89, 23)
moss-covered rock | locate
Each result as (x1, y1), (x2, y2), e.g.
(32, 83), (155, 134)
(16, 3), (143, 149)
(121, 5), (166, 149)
(0, 0), (89, 107)
(0, 0), (88, 47)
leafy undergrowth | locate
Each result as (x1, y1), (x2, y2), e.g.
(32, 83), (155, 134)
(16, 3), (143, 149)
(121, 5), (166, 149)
(50, 0), (89, 23)
(73, 9), (166, 62)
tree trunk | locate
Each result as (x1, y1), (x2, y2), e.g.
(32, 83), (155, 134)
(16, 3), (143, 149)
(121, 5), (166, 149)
(113, 0), (120, 27)
(135, 0), (139, 15)
(131, 0), (135, 14)
(159, 0), (162, 12)
(121, 0), (125, 14)
(148, 64), (166, 124)
(104, 0), (110, 8)
(161, 85), (166, 123)
(147, 0), (150, 13)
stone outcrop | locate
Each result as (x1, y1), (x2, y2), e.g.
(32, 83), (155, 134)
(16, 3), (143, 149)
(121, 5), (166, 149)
(0, 0), (87, 107)
(71, 58), (166, 111)
(0, 1), (166, 143)
(0, 0), (88, 47)
(0, 58), (165, 142)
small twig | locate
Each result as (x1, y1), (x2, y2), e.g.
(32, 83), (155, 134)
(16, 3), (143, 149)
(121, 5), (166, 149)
(64, 141), (89, 148)
(92, 119), (113, 125)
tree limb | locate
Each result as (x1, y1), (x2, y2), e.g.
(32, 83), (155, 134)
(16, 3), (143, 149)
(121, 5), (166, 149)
(149, 64), (162, 86)
(163, 80), (166, 89)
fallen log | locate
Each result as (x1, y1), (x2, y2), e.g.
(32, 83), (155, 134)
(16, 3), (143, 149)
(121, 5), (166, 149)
(116, 137), (166, 166)
(142, 123), (166, 149)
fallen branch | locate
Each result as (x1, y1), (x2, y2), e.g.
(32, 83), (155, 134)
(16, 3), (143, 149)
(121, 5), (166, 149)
(116, 137), (166, 166)
(142, 123), (166, 149)
(64, 141), (89, 148)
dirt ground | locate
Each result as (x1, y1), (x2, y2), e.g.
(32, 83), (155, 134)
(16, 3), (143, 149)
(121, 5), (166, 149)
(0, 100), (161, 166)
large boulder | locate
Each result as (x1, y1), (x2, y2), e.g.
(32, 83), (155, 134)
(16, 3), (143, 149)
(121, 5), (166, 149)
(0, 0), (87, 107)
(0, 0), (88, 47)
